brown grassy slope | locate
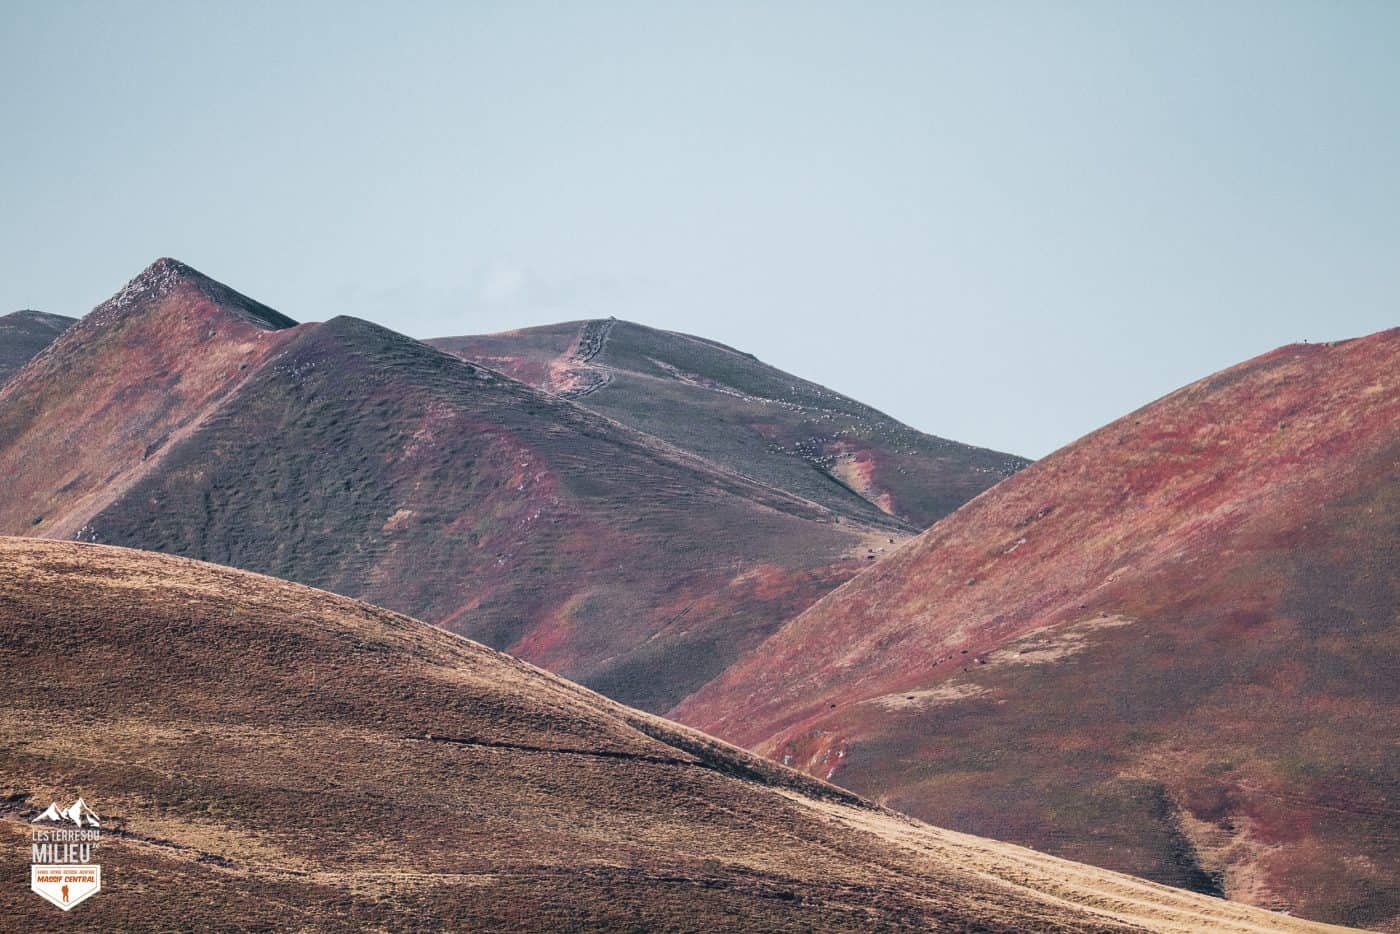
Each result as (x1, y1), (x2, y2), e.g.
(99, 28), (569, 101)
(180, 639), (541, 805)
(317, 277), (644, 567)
(0, 310), (74, 386)
(73, 313), (894, 712)
(0, 539), (1345, 932)
(0, 259), (300, 539)
(430, 319), (1026, 529)
(676, 329), (1400, 929)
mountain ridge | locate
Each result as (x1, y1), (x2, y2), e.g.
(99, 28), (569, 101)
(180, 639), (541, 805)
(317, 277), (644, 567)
(0, 260), (906, 713)
(430, 317), (1027, 528)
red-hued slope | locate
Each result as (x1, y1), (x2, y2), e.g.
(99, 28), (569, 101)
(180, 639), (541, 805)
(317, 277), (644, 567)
(676, 329), (1399, 929)
(0, 259), (300, 539)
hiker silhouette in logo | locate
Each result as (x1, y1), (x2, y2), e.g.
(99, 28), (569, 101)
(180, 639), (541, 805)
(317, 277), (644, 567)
(61, 883), (69, 903)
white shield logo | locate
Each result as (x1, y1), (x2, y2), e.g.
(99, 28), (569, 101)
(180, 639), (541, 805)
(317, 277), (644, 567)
(31, 863), (101, 910)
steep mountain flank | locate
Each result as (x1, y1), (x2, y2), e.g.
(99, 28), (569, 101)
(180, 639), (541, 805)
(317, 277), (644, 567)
(0, 259), (301, 539)
(677, 329), (1399, 929)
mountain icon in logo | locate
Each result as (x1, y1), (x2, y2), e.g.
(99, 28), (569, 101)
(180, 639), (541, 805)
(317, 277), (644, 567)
(32, 798), (100, 828)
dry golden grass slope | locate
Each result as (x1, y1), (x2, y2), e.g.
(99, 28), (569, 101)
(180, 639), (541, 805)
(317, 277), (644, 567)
(0, 539), (1348, 932)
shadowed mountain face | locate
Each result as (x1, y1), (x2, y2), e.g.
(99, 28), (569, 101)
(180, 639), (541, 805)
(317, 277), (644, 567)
(0, 260), (896, 713)
(430, 319), (1027, 529)
(0, 310), (75, 386)
(678, 329), (1400, 929)
(0, 539), (1336, 932)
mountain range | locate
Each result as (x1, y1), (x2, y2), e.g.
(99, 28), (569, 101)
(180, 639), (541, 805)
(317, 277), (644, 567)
(0, 258), (1392, 929)
(0, 259), (1015, 713)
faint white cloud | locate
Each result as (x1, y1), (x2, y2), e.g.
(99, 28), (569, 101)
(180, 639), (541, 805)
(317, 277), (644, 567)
(478, 262), (529, 306)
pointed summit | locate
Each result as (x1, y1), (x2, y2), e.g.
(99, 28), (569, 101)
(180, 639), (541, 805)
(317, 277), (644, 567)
(0, 260), (304, 539)
(89, 257), (296, 332)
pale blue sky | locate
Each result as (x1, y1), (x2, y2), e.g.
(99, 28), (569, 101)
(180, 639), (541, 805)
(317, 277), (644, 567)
(2, 1), (1395, 457)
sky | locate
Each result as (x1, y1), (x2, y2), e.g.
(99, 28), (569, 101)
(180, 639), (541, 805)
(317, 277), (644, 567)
(1, 1), (1395, 458)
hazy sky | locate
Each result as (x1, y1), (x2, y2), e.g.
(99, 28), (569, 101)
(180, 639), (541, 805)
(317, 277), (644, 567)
(2, 2), (1395, 457)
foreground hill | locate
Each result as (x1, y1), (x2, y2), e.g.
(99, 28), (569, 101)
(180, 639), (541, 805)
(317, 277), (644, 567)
(0, 310), (75, 386)
(431, 319), (1026, 528)
(678, 329), (1399, 929)
(0, 260), (898, 713)
(0, 539), (1338, 932)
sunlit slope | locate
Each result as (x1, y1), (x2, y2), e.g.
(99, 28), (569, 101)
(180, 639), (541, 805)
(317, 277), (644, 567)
(0, 259), (300, 540)
(0, 538), (1344, 932)
(678, 329), (1399, 929)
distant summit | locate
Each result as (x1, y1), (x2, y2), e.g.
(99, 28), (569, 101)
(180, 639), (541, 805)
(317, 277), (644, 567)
(431, 318), (1027, 528)
(0, 309), (75, 387)
(87, 257), (296, 332)
(0, 258), (305, 543)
